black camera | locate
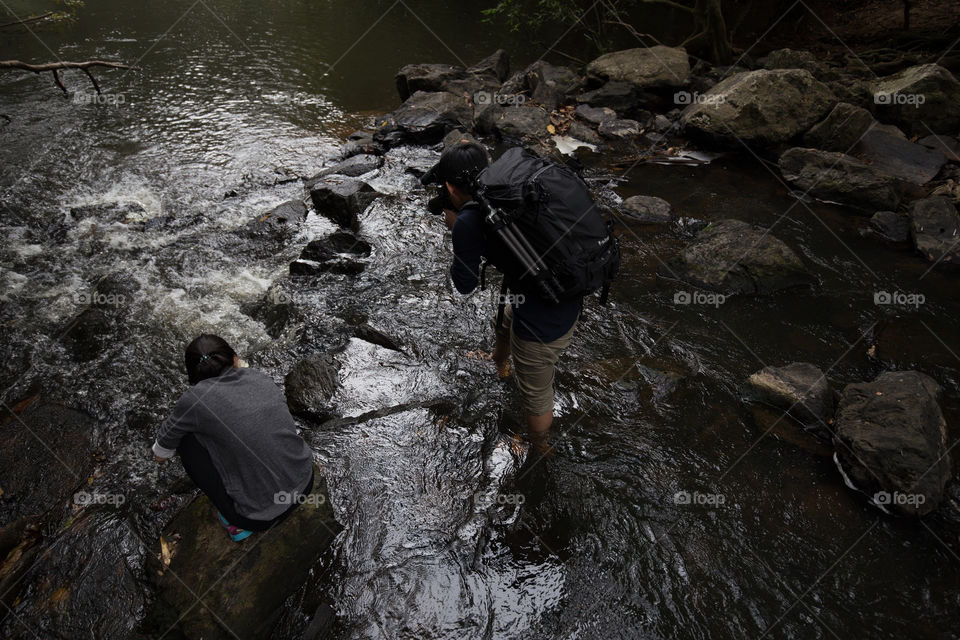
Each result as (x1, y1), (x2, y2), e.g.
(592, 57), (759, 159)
(427, 187), (453, 216)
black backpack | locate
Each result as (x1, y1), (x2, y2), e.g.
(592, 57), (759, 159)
(475, 147), (620, 304)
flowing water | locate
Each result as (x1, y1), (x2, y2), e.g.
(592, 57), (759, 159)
(1, 1), (959, 639)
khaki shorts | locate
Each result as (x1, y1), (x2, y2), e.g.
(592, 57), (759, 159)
(495, 304), (577, 416)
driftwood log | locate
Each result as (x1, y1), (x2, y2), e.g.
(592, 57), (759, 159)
(0, 59), (139, 95)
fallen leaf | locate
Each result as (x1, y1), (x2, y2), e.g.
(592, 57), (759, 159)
(159, 536), (172, 568)
(546, 124), (556, 135)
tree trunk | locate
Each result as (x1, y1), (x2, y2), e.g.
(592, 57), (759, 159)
(689, 0), (732, 64)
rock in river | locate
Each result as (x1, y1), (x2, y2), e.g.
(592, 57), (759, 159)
(833, 371), (952, 517)
(744, 362), (835, 436)
(374, 90), (473, 148)
(778, 147), (900, 211)
(681, 69), (836, 146)
(308, 177), (376, 230)
(620, 194), (673, 224)
(586, 46), (690, 89)
(476, 105), (551, 140)
(285, 354), (341, 422)
(802, 102), (875, 152)
(907, 196), (960, 264)
(143, 469), (341, 639)
(657, 219), (814, 295)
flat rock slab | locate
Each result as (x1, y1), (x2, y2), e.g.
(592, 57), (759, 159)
(918, 134), (960, 162)
(144, 469), (341, 640)
(586, 46), (690, 89)
(620, 194), (673, 223)
(744, 362), (835, 436)
(853, 127), (947, 185)
(308, 178), (376, 230)
(778, 147), (900, 211)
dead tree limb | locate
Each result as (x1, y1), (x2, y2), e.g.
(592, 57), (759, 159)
(0, 12), (54, 29)
(0, 59), (139, 95)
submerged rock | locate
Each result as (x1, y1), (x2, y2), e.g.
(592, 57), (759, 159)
(143, 471), (341, 639)
(586, 46), (690, 89)
(290, 231), (369, 276)
(744, 362), (835, 436)
(778, 147), (900, 211)
(870, 63), (960, 135)
(308, 178), (376, 230)
(907, 196), (960, 264)
(869, 210), (911, 242)
(305, 154), (383, 185)
(833, 371), (951, 517)
(681, 69), (836, 146)
(802, 102), (875, 152)
(374, 91), (473, 148)
(249, 199), (307, 233)
(620, 194), (673, 224)
(657, 219), (814, 295)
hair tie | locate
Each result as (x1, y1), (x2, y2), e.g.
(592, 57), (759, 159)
(198, 353), (215, 364)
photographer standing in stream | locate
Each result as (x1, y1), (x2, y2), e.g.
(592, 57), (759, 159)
(424, 142), (618, 447)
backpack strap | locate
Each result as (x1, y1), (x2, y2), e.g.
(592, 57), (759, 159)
(495, 278), (508, 331)
(599, 280), (611, 306)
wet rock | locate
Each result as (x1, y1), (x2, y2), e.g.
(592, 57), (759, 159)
(907, 196), (960, 264)
(574, 103), (616, 125)
(62, 307), (115, 361)
(802, 102), (875, 152)
(374, 91), (473, 148)
(744, 362), (835, 436)
(305, 154), (384, 186)
(576, 81), (641, 115)
(353, 323), (402, 352)
(824, 75), (874, 110)
(870, 63), (960, 135)
(597, 118), (641, 139)
(308, 177), (376, 230)
(467, 49), (510, 83)
(918, 134), (960, 163)
(285, 355), (341, 422)
(476, 105), (551, 140)
(250, 199), (308, 235)
(526, 61), (582, 111)
(778, 147), (900, 211)
(290, 234), (367, 276)
(657, 219), (814, 295)
(652, 114), (673, 133)
(395, 63), (471, 101)
(833, 371), (951, 517)
(0, 396), (95, 525)
(620, 195), (673, 223)
(586, 46), (690, 89)
(869, 210), (910, 242)
(681, 69), (836, 146)
(566, 121), (602, 146)
(69, 201), (149, 224)
(852, 127), (948, 185)
(144, 472), (341, 640)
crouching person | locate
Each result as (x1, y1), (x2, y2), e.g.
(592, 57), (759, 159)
(151, 334), (314, 542)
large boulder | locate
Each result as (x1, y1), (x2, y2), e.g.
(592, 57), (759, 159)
(285, 354), (341, 422)
(681, 69), (836, 145)
(760, 48), (824, 76)
(586, 46), (690, 89)
(744, 362), (835, 437)
(308, 177), (376, 230)
(395, 63), (471, 100)
(833, 371), (951, 517)
(467, 49), (510, 83)
(657, 219), (814, 295)
(802, 102), (875, 152)
(778, 147), (900, 211)
(907, 196), (960, 264)
(525, 61), (582, 110)
(870, 63), (960, 135)
(374, 91), (473, 148)
(143, 471), (342, 639)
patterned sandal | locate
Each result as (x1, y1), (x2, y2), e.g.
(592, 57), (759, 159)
(216, 511), (252, 542)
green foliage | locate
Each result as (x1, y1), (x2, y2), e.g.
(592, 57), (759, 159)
(482, 0), (621, 53)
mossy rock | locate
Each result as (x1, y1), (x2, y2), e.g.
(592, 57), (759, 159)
(141, 468), (341, 640)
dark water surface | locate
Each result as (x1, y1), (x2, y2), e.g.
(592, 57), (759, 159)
(1, 2), (959, 639)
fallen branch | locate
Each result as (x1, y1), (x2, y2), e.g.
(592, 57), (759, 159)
(0, 59), (139, 95)
(0, 12), (54, 29)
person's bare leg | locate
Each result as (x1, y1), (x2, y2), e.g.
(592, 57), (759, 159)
(492, 334), (511, 378)
(526, 411), (554, 454)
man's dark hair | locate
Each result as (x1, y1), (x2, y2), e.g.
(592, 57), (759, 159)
(433, 142), (488, 193)
(185, 334), (237, 385)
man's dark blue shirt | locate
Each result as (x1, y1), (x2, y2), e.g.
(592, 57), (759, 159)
(450, 205), (581, 343)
